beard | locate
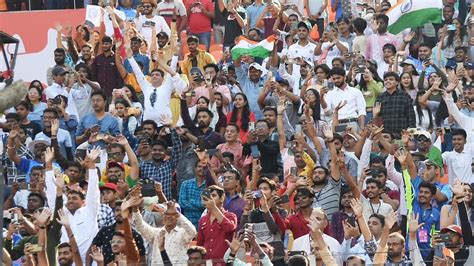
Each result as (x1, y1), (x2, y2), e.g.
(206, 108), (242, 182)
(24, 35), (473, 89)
(313, 178), (327, 186)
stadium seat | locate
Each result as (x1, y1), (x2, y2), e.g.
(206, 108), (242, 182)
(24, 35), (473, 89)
(210, 44), (223, 53)
(211, 51), (223, 62)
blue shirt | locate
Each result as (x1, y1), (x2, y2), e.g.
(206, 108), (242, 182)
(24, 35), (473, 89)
(117, 6), (137, 21)
(76, 113), (120, 148)
(412, 201), (440, 258)
(246, 2), (267, 30)
(28, 102), (48, 124)
(139, 129), (182, 199)
(408, 56), (436, 77)
(17, 158), (60, 182)
(178, 177), (206, 229)
(235, 66), (267, 120)
(124, 53), (150, 75)
(412, 175), (452, 211)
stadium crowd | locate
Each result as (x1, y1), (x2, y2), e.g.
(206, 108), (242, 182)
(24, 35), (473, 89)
(1, 0), (474, 265)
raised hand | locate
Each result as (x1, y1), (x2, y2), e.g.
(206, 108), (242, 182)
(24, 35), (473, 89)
(343, 219), (360, 240)
(403, 31), (416, 44)
(86, 146), (101, 162)
(394, 149), (408, 167)
(322, 125), (333, 141)
(56, 209), (70, 227)
(159, 114), (173, 127)
(158, 229), (166, 250)
(335, 100), (347, 112)
(408, 213), (424, 235)
(194, 149), (209, 163)
(8, 126), (20, 140)
(51, 118), (60, 135)
(44, 147), (55, 165)
(54, 22), (63, 32)
(90, 245), (104, 263)
(224, 232), (242, 254)
(373, 102), (382, 117)
(350, 198), (364, 218)
(452, 178), (464, 198)
(277, 99), (286, 114)
(115, 135), (129, 146)
(35, 208), (52, 226)
(202, 195), (217, 210)
(53, 169), (65, 189)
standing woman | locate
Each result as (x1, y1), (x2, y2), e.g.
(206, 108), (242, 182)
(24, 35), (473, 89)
(227, 93), (256, 143)
(300, 88), (327, 137)
(355, 67), (384, 123)
(399, 72), (418, 103)
(25, 84), (47, 125)
(441, 18), (469, 66)
(414, 90), (434, 131)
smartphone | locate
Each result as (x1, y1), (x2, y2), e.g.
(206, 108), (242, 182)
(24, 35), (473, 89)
(290, 166), (298, 176)
(347, 216), (357, 227)
(295, 124), (302, 135)
(335, 124), (348, 133)
(279, 194), (290, 204)
(327, 81), (335, 90)
(16, 177), (28, 190)
(249, 122), (255, 131)
(30, 244), (43, 253)
(197, 136), (206, 151)
(250, 144), (261, 158)
(288, 251), (307, 257)
(447, 24), (456, 31)
(417, 161), (426, 176)
(224, 47), (230, 53)
(267, 71), (275, 82)
(438, 233), (451, 243)
(434, 243), (445, 258)
(3, 210), (11, 218)
(201, 189), (211, 199)
(75, 149), (87, 160)
(252, 190), (263, 199)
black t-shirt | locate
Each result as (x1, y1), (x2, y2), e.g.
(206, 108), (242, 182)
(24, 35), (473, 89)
(223, 8), (246, 47)
(22, 121), (42, 139)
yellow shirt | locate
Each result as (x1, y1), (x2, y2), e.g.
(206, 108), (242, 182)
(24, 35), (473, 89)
(124, 73), (151, 93)
(181, 49), (216, 80)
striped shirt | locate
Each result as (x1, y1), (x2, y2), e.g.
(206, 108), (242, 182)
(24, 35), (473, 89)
(311, 177), (342, 220)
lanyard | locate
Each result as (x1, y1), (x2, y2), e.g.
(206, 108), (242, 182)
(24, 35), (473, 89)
(369, 202), (381, 215)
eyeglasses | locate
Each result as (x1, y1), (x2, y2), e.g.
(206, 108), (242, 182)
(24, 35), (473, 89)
(142, 5), (152, 8)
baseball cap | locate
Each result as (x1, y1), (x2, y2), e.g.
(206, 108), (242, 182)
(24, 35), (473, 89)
(343, 132), (358, 141)
(440, 225), (462, 235)
(52, 66), (69, 76)
(443, 248), (454, 260)
(297, 20), (312, 31)
(107, 161), (125, 171)
(414, 130), (431, 141)
(100, 182), (118, 192)
(27, 140), (50, 154)
(249, 62), (265, 72)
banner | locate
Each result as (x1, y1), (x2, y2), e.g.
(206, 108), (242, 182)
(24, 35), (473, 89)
(0, 9), (86, 84)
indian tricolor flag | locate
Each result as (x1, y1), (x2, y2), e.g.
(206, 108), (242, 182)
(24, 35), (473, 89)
(231, 35), (277, 60)
(387, 0), (443, 35)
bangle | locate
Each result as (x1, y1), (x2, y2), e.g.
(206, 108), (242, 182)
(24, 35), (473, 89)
(277, 113), (283, 115)
(39, 225), (46, 229)
(68, 234), (74, 238)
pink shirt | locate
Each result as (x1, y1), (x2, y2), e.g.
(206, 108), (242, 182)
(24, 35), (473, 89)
(210, 142), (244, 170)
(185, 0), (214, 33)
(192, 85), (231, 114)
(365, 32), (400, 64)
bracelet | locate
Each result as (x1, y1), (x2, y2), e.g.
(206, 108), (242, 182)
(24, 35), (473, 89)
(277, 113), (283, 115)
(68, 234), (74, 238)
(39, 225), (46, 229)
(7, 145), (15, 149)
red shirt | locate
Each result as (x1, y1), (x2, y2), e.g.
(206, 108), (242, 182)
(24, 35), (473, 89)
(196, 209), (237, 261)
(286, 211), (333, 240)
(185, 0), (214, 33)
(226, 111), (256, 144)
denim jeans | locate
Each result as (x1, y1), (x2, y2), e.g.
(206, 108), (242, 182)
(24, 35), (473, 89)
(44, 0), (68, 9)
(190, 31), (211, 51)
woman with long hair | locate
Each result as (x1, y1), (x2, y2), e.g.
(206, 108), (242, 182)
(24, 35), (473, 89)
(354, 67), (384, 122)
(300, 88), (327, 136)
(227, 93), (256, 143)
(110, 84), (143, 123)
(441, 18), (468, 66)
(414, 90), (434, 131)
(399, 72), (418, 102)
(213, 92), (227, 135)
(114, 98), (138, 135)
(25, 84), (47, 124)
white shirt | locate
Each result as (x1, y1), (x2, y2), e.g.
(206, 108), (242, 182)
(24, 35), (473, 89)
(129, 56), (186, 126)
(34, 128), (72, 158)
(288, 41), (316, 82)
(132, 211), (196, 265)
(442, 143), (474, 185)
(292, 233), (342, 265)
(136, 15), (171, 51)
(324, 85), (367, 120)
(70, 82), (98, 121)
(45, 168), (100, 263)
(361, 194), (393, 221)
(44, 83), (80, 121)
(320, 41), (350, 68)
(444, 93), (474, 143)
